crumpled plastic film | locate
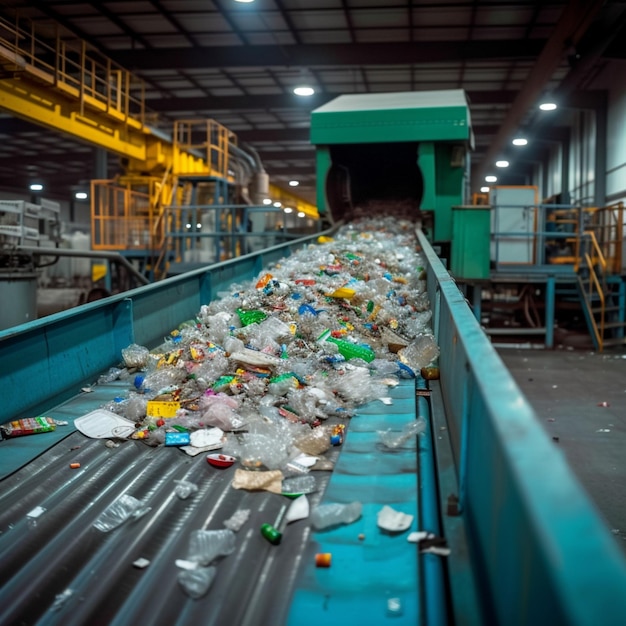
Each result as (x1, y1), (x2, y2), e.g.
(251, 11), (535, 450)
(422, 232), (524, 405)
(223, 508), (251, 532)
(231, 469), (284, 494)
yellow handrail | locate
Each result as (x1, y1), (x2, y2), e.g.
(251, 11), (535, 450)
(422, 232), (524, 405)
(585, 230), (607, 273)
(582, 253), (603, 350)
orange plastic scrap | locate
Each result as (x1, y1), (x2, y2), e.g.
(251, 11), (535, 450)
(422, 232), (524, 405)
(255, 273), (273, 289)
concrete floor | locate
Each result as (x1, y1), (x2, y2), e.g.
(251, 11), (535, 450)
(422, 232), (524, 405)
(498, 346), (626, 556)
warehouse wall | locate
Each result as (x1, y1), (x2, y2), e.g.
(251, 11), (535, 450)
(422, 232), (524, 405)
(604, 69), (626, 204)
(567, 109), (596, 205)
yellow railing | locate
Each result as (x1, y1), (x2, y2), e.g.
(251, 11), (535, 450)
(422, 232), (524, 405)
(581, 230), (608, 350)
(0, 13), (146, 127)
(174, 120), (236, 180)
(586, 202), (623, 274)
(91, 180), (153, 251)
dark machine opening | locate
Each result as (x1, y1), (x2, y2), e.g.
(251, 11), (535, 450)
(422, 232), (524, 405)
(326, 142), (424, 221)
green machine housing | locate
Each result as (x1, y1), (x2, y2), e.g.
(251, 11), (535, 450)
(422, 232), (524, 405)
(311, 90), (490, 278)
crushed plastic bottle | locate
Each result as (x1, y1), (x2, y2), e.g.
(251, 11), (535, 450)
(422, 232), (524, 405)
(93, 494), (142, 532)
(187, 529), (236, 566)
(378, 417), (427, 449)
(178, 567), (216, 599)
(310, 501), (363, 530)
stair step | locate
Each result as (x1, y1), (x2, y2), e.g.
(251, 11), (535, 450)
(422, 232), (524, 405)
(601, 337), (626, 347)
(602, 321), (626, 330)
(591, 305), (622, 313)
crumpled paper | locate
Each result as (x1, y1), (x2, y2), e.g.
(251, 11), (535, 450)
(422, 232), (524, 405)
(231, 469), (283, 494)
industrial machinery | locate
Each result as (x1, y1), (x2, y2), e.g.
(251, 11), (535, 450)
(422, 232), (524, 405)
(0, 13), (317, 326)
(1, 87), (626, 625)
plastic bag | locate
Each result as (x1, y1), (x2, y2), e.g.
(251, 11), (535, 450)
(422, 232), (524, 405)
(282, 475), (316, 495)
(121, 343), (150, 369)
(398, 335), (440, 370)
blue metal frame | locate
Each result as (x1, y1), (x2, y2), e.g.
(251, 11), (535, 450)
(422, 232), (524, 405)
(418, 228), (626, 624)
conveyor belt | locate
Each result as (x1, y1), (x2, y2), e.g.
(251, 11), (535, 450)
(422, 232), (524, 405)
(0, 378), (437, 626)
(288, 379), (423, 624)
(3, 227), (626, 625)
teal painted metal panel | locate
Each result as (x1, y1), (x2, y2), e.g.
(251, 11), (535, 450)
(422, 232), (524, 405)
(311, 90), (471, 145)
(451, 206), (491, 279)
(417, 228), (626, 625)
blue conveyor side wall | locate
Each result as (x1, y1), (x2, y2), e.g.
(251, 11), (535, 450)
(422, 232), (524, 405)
(0, 237), (320, 422)
(417, 228), (626, 625)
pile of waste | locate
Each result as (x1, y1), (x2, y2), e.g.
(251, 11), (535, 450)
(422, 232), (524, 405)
(90, 217), (439, 467)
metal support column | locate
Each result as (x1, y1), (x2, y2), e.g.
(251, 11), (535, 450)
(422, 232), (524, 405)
(545, 275), (556, 348)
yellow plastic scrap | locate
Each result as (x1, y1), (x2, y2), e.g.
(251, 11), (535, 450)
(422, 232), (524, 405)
(326, 287), (356, 299)
(158, 350), (182, 367)
(317, 236), (334, 244)
(368, 304), (382, 321)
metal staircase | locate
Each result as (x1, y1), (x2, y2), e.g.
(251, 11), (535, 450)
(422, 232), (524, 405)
(576, 203), (626, 351)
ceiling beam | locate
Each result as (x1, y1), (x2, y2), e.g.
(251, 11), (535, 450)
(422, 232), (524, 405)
(258, 149), (315, 162)
(143, 89), (604, 116)
(111, 40), (546, 71)
(472, 0), (607, 188)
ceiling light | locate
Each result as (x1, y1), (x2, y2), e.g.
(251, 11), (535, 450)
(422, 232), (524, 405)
(263, 198), (272, 205)
(185, 223), (192, 229)
(297, 211), (305, 218)
(234, 0), (255, 3)
(480, 186), (490, 193)
(539, 102), (557, 111)
(196, 223), (202, 229)
(496, 160), (509, 168)
(485, 175), (497, 183)
(283, 207), (293, 214)
(29, 183), (43, 191)
(75, 191), (88, 200)
(294, 86), (315, 97)
(289, 180), (299, 187)
(273, 201), (282, 208)
(512, 137), (528, 146)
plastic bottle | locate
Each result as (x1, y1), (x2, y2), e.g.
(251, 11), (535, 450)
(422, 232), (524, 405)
(282, 475), (316, 495)
(398, 334), (440, 370)
(310, 501), (362, 530)
(317, 330), (376, 363)
(236, 308), (267, 326)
